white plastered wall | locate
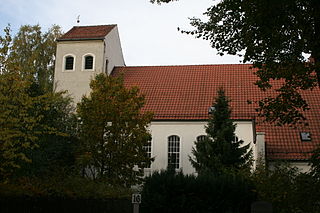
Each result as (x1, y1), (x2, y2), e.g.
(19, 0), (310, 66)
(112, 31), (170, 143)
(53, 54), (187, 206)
(146, 120), (255, 175)
(104, 26), (125, 74)
(54, 40), (104, 103)
(54, 26), (125, 103)
(268, 161), (311, 173)
(289, 162), (310, 173)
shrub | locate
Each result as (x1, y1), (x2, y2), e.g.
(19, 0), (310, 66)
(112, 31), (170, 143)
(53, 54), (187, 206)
(251, 162), (320, 213)
(141, 170), (256, 213)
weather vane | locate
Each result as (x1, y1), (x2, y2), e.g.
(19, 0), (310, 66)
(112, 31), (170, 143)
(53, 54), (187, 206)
(77, 15), (80, 24)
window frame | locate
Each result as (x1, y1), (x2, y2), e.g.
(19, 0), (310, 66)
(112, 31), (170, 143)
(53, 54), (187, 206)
(167, 135), (180, 170)
(143, 140), (152, 169)
(63, 54), (76, 72)
(196, 135), (207, 142)
(82, 53), (95, 71)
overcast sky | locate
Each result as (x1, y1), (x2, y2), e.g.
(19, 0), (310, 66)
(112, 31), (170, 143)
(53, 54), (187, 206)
(0, 0), (243, 66)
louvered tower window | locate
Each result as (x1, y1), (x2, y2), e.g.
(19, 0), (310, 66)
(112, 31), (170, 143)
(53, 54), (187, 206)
(65, 56), (74, 70)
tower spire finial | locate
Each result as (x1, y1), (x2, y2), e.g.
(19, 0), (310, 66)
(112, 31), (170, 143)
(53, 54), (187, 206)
(76, 15), (80, 24)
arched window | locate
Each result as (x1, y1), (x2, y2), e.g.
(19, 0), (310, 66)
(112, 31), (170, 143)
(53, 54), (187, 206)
(196, 135), (207, 142)
(82, 54), (95, 71)
(63, 54), (75, 71)
(105, 59), (109, 74)
(168, 135), (180, 169)
(143, 140), (152, 168)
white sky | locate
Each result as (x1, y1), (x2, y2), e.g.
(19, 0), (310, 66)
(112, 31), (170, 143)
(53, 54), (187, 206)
(0, 0), (243, 66)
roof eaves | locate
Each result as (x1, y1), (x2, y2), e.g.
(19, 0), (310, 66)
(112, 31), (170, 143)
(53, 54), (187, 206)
(57, 37), (105, 42)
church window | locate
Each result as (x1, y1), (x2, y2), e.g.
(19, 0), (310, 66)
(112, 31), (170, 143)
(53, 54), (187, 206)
(105, 59), (109, 74)
(168, 135), (180, 169)
(65, 55), (75, 70)
(196, 135), (206, 142)
(143, 140), (152, 168)
(83, 54), (95, 71)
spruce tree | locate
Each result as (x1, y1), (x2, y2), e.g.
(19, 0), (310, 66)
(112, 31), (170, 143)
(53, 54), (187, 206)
(190, 88), (252, 175)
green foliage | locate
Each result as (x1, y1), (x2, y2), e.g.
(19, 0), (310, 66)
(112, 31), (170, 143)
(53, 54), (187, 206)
(190, 88), (252, 175)
(152, 0), (320, 126)
(252, 162), (320, 213)
(0, 24), (75, 181)
(77, 74), (153, 186)
(310, 146), (320, 179)
(0, 177), (132, 213)
(0, 72), (44, 179)
(150, 0), (177, 4)
(0, 197), (131, 213)
(141, 170), (256, 213)
(0, 176), (131, 199)
(8, 24), (62, 94)
(16, 94), (77, 177)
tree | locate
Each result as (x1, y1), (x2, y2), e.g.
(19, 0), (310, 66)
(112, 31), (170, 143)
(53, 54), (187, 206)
(251, 162), (320, 213)
(151, 0), (320, 126)
(310, 146), (320, 179)
(16, 94), (78, 178)
(190, 88), (252, 175)
(77, 74), (153, 186)
(6, 24), (62, 95)
(0, 24), (75, 180)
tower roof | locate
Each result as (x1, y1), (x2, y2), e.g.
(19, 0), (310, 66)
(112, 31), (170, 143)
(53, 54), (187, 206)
(57, 25), (116, 41)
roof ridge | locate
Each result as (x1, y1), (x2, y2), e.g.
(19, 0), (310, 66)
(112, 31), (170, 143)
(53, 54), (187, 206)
(114, 64), (253, 68)
(72, 24), (117, 28)
(58, 25), (117, 41)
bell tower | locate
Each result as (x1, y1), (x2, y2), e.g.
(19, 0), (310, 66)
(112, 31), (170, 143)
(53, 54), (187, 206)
(54, 25), (125, 103)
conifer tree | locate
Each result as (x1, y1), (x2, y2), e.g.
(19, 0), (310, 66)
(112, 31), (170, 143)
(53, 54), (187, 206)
(190, 88), (252, 175)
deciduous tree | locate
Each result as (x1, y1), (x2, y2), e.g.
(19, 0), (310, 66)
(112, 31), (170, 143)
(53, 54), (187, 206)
(7, 24), (61, 95)
(0, 24), (75, 180)
(77, 74), (153, 186)
(151, 0), (320, 126)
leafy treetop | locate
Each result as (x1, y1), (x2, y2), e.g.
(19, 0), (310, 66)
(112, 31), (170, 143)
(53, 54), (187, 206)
(151, 0), (320, 126)
(0, 24), (71, 181)
(77, 74), (153, 187)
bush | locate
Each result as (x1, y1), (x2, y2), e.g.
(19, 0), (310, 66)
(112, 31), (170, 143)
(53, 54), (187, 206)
(0, 197), (131, 213)
(0, 176), (131, 199)
(251, 162), (320, 213)
(0, 176), (132, 213)
(141, 170), (256, 213)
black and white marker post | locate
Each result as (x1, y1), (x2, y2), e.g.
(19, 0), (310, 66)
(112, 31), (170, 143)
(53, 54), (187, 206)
(132, 193), (141, 213)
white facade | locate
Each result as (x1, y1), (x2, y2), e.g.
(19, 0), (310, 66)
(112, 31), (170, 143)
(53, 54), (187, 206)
(145, 120), (261, 175)
(53, 25), (314, 175)
(54, 26), (125, 103)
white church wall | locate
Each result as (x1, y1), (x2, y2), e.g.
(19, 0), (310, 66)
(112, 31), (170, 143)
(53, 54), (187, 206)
(147, 120), (255, 175)
(268, 161), (311, 173)
(289, 162), (310, 173)
(54, 26), (125, 103)
(54, 40), (105, 103)
(104, 26), (125, 74)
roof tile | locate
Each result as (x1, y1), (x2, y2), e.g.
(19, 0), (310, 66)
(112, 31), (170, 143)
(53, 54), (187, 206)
(58, 25), (116, 41)
(112, 64), (320, 161)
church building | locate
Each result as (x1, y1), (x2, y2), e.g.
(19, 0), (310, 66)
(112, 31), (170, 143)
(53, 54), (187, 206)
(54, 25), (320, 174)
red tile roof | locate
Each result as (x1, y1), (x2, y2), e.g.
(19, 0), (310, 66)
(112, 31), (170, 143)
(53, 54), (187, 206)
(58, 25), (116, 41)
(112, 64), (320, 161)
